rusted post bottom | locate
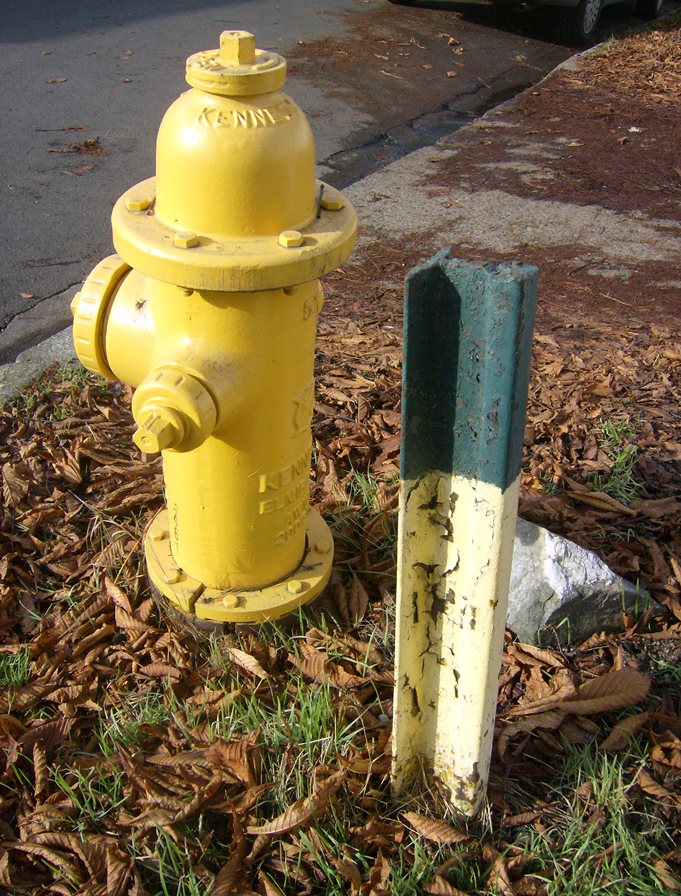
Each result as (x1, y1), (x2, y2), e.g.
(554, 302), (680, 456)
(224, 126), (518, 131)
(391, 251), (537, 816)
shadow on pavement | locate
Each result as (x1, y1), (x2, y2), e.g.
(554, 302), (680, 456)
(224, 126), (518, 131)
(2, 0), (244, 42)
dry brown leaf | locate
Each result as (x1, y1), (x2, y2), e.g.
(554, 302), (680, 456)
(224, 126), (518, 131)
(32, 742), (48, 799)
(138, 662), (181, 681)
(497, 709), (567, 759)
(212, 831), (249, 896)
(600, 711), (650, 751)
(509, 642), (565, 669)
(367, 850), (392, 893)
(115, 604), (153, 634)
(562, 668), (651, 715)
(206, 738), (261, 786)
(4, 841), (79, 876)
(2, 462), (30, 506)
(331, 855), (363, 891)
(259, 871), (286, 896)
(483, 844), (514, 896)
(513, 878), (548, 896)
(501, 810), (542, 828)
(104, 576), (133, 612)
(18, 716), (73, 753)
(0, 847), (13, 887)
(226, 647), (270, 680)
(637, 769), (681, 805)
(349, 574), (369, 624)
(424, 876), (469, 895)
(402, 812), (470, 845)
(651, 735), (681, 770)
(653, 858), (681, 892)
(246, 769), (345, 836)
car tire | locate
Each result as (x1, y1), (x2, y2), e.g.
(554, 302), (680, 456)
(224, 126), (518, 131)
(635, 0), (663, 18)
(557, 0), (602, 44)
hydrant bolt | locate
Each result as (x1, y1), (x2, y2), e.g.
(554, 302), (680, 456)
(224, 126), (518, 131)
(174, 231), (199, 249)
(126, 197), (150, 212)
(278, 230), (305, 249)
(133, 407), (186, 455)
(320, 196), (345, 211)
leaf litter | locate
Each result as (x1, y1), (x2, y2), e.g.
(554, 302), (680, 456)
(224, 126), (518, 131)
(1, 29), (680, 896)
(0, 265), (677, 894)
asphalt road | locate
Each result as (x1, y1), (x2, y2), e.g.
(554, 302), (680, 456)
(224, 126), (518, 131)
(0, 0), (652, 359)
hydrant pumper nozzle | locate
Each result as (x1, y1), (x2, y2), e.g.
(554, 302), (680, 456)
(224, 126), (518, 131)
(70, 30), (357, 623)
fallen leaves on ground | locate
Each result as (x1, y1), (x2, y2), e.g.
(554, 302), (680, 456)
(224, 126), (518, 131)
(0, 292), (677, 890)
(576, 17), (681, 104)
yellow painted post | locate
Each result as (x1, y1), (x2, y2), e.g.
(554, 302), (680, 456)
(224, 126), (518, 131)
(392, 250), (537, 816)
(70, 31), (357, 623)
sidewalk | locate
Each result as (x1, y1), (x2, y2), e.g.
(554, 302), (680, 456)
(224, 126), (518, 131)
(344, 18), (680, 332)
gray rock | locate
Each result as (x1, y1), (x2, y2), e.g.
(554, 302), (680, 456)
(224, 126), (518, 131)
(508, 518), (653, 647)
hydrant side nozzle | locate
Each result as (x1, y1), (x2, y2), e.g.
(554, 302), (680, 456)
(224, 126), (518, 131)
(71, 255), (132, 380)
(131, 367), (218, 454)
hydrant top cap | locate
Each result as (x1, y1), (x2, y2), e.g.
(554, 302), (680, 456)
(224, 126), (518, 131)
(186, 30), (286, 96)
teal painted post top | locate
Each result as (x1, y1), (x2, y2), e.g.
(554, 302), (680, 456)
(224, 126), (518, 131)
(401, 249), (538, 491)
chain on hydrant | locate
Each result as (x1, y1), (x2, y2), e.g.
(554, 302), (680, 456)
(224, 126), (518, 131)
(70, 31), (357, 622)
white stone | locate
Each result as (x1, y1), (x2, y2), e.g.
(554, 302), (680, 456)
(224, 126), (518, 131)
(508, 518), (652, 646)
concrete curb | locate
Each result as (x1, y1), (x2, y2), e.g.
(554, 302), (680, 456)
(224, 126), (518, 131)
(0, 327), (75, 407)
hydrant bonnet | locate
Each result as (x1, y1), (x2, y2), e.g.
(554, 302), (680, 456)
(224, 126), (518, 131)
(111, 30), (355, 293)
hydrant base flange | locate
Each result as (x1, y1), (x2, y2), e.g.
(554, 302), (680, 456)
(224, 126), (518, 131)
(145, 508), (334, 623)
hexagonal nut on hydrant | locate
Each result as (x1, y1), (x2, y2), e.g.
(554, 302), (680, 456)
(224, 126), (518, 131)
(133, 407), (186, 454)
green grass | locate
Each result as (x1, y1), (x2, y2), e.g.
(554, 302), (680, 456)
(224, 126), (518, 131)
(325, 470), (398, 576)
(134, 828), (215, 896)
(13, 360), (102, 418)
(507, 742), (673, 896)
(52, 762), (126, 833)
(219, 674), (364, 813)
(0, 647), (31, 689)
(96, 688), (170, 755)
(589, 418), (641, 504)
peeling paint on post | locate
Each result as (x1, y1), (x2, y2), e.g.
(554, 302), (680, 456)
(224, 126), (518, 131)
(392, 249), (537, 816)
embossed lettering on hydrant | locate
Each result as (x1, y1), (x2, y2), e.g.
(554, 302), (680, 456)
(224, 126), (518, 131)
(197, 101), (294, 131)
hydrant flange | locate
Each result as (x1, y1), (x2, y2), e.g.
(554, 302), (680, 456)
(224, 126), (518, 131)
(145, 507), (333, 622)
(112, 180), (355, 292)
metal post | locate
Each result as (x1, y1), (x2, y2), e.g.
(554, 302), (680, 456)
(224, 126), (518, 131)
(391, 250), (537, 816)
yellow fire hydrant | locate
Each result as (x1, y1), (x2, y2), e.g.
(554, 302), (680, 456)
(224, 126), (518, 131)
(71, 31), (357, 623)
